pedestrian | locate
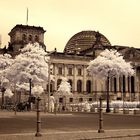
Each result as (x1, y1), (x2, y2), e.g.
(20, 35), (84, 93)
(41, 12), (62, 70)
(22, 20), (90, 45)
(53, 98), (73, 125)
(49, 94), (55, 112)
(84, 100), (90, 112)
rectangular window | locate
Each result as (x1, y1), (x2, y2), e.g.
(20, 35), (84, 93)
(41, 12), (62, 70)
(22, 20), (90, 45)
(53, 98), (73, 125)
(89, 98), (92, 102)
(68, 68), (72, 75)
(79, 98), (83, 102)
(78, 68), (82, 76)
(58, 67), (62, 75)
(59, 98), (63, 103)
(50, 65), (54, 75)
(69, 98), (73, 103)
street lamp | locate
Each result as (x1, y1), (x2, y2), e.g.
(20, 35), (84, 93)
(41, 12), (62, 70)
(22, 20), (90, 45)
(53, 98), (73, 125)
(35, 96), (42, 137)
(98, 97), (104, 133)
(28, 78), (32, 111)
(32, 85), (44, 137)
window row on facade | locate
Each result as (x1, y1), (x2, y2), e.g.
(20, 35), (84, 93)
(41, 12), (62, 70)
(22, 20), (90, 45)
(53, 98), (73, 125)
(47, 76), (136, 94)
(52, 64), (87, 76)
(22, 34), (39, 42)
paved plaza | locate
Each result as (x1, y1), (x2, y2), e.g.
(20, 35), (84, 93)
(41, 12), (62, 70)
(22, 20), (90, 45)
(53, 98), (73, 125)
(0, 111), (140, 140)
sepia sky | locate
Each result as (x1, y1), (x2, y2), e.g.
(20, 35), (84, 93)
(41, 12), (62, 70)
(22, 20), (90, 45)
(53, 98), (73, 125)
(0, 0), (140, 52)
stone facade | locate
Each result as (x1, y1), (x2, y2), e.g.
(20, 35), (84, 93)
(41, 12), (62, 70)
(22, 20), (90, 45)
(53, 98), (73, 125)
(48, 30), (140, 103)
(7, 24), (46, 56)
(49, 51), (140, 103)
(1, 25), (140, 105)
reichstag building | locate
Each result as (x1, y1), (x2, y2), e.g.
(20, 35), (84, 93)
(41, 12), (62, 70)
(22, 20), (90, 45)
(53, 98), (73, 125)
(0, 24), (140, 104)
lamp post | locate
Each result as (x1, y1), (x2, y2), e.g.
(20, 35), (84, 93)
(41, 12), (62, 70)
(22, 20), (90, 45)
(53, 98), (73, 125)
(98, 97), (104, 133)
(32, 85), (44, 137)
(29, 78), (32, 111)
(35, 97), (42, 137)
(14, 84), (17, 115)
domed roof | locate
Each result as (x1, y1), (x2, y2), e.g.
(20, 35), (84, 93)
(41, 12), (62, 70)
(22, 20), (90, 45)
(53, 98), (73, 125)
(64, 30), (111, 54)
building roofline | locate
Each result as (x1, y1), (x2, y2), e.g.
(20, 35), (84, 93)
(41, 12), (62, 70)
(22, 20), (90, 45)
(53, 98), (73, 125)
(8, 24), (46, 35)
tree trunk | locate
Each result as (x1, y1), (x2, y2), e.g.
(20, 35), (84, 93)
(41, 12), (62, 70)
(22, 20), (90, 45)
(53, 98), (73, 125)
(106, 76), (110, 113)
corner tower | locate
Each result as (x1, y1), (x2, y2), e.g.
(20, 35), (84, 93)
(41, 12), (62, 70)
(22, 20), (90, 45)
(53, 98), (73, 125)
(8, 24), (46, 54)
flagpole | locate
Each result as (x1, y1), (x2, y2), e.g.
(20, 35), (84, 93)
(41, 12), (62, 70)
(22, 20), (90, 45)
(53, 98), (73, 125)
(26, 8), (28, 25)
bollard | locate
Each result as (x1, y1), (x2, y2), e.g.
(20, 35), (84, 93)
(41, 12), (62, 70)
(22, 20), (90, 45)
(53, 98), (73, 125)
(35, 97), (42, 137)
(98, 97), (104, 133)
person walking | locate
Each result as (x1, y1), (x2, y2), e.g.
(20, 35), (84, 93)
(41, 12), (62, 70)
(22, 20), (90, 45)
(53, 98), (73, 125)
(49, 94), (55, 112)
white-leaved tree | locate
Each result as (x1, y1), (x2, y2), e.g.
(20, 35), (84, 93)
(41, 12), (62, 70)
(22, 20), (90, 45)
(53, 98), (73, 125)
(0, 54), (14, 106)
(4, 88), (14, 98)
(57, 77), (72, 96)
(0, 54), (14, 82)
(57, 77), (72, 110)
(87, 49), (134, 112)
(5, 43), (50, 98)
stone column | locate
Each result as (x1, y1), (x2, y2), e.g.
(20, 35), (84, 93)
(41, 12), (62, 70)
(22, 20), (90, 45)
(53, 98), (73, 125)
(134, 74), (137, 99)
(125, 76), (128, 93)
(125, 76), (129, 99)
(64, 64), (67, 77)
(117, 76), (122, 98)
(83, 65), (86, 94)
(91, 75), (94, 94)
(73, 65), (77, 93)
(94, 79), (97, 101)
(54, 63), (57, 91)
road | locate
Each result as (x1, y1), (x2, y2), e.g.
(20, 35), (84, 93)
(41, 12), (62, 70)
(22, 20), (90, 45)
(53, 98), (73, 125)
(0, 112), (140, 134)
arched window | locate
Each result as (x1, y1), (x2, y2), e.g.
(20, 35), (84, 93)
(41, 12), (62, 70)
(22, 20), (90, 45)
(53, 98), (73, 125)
(28, 35), (32, 41)
(57, 79), (62, 89)
(86, 80), (91, 93)
(22, 34), (27, 41)
(77, 80), (82, 93)
(131, 76), (135, 93)
(35, 35), (39, 42)
(114, 77), (117, 93)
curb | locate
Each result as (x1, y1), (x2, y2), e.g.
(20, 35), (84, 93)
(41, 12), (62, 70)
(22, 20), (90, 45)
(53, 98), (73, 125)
(0, 129), (140, 140)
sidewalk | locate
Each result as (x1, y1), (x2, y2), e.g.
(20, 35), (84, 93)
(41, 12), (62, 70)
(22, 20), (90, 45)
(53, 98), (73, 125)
(0, 110), (74, 118)
(0, 111), (140, 139)
(0, 129), (140, 140)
